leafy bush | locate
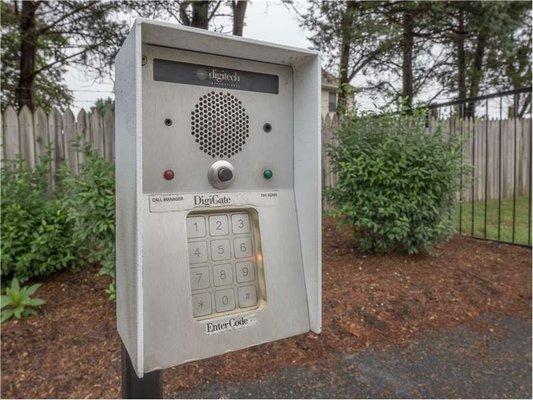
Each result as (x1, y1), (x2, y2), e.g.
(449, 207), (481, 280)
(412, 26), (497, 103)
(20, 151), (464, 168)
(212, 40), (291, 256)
(58, 147), (115, 298)
(1, 158), (76, 282)
(1, 148), (116, 300)
(326, 109), (464, 254)
(1, 278), (46, 322)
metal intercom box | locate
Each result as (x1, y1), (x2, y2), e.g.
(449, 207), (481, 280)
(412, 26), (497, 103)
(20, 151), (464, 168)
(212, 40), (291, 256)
(115, 19), (321, 377)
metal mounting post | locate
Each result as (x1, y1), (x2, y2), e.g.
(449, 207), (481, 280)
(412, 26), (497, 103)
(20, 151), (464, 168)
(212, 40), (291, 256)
(121, 342), (163, 399)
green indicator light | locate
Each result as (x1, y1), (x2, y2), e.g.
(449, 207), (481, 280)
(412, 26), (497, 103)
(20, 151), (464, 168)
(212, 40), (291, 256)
(263, 169), (273, 179)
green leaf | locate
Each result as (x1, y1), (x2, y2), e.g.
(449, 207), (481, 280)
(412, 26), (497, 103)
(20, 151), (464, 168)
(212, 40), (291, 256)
(1, 309), (14, 323)
(0, 294), (12, 308)
(25, 283), (42, 297)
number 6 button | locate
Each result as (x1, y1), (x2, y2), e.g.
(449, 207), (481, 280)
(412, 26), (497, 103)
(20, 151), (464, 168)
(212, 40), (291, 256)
(233, 237), (252, 258)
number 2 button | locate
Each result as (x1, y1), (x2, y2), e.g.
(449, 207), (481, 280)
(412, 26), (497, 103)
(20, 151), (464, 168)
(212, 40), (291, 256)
(209, 215), (229, 236)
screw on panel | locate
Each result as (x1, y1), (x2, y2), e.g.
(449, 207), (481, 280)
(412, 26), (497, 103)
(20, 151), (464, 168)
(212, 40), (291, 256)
(164, 118), (173, 126)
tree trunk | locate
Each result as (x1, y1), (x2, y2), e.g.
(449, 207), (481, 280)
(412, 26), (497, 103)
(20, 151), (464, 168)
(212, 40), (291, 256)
(336, 1), (358, 115)
(464, 32), (486, 117)
(16, 0), (40, 110)
(401, 9), (414, 111)
(232, 0), (247, 36)
(191, 1), (209, 29)
(455, 10), (467, 117)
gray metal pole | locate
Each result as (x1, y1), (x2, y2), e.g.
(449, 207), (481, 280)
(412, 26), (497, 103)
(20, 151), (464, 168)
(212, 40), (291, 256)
(121, 342), (163, 399)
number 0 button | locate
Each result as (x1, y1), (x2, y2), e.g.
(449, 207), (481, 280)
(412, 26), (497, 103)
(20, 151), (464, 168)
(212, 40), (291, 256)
(233, 237), (253, 258)
(215, 288), (236, 312)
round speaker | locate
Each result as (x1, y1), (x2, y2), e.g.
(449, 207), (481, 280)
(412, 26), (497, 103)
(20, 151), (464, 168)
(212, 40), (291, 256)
(190, 91), (250, 158)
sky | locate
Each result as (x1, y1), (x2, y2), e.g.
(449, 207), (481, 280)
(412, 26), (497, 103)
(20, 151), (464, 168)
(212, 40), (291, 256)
(66, 1), (313, 113)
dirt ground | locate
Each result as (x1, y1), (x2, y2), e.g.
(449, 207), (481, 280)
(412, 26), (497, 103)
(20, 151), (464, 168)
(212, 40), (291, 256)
(1, 218), (531, 398)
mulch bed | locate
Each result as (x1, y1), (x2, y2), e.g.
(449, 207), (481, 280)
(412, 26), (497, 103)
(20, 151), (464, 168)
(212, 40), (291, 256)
(1, 218), (531, 398)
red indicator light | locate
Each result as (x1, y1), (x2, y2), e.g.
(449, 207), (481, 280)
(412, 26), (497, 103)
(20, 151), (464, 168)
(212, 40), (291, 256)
(163, 169), (174, 181)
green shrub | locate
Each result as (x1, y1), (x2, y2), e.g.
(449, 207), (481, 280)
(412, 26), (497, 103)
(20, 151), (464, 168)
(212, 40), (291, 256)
(326, 109), (464, 254)
(58, 147), (115, 298)
(1, 158), (76, 282)
(1, 278), (46, 323)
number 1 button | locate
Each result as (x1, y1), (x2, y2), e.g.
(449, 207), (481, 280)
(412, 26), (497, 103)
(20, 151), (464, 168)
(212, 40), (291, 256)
(187, 216), (206, 238)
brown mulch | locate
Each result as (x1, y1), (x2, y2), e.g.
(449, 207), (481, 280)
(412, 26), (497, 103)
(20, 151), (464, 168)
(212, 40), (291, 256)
(1, 218), (531, 398)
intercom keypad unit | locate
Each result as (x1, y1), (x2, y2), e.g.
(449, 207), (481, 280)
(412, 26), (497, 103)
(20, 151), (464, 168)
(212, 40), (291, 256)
(186, 210), (264, 319)
(116, 20), (320, 376)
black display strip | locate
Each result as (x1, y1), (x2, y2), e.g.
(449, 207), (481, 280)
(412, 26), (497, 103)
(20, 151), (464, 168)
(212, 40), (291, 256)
(153, 59), (279, 94)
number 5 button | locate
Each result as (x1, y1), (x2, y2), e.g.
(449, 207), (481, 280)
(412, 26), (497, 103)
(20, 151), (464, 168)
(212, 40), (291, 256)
(210, 239), (231, 261)
(233, 237), (252, 258)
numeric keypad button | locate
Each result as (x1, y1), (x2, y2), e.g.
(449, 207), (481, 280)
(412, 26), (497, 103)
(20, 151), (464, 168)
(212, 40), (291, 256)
(213, 264), (233, 287)
(209, 215), (229, 236)
(215, 288), (236, 312)
(235, 261), (255, 283)
(231, 213), (250, 234)
(238, 285), (258, 308)
(233, 237), (253, 258)
(192, 292), (212, 317)
(187, 216), (206, 238)
(210, 239), (231, 261)
(190, 266), (210, 290)
(188, 241), (208, 264)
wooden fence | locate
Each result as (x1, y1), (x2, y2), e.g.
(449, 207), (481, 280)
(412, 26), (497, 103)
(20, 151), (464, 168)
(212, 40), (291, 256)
(1, 105), (114, 177)
(2, 106), (530, 203)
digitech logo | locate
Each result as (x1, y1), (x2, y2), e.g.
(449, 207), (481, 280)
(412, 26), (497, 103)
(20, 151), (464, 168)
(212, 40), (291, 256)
(193, 194), (231, 207)
(208, 69), (240, 84)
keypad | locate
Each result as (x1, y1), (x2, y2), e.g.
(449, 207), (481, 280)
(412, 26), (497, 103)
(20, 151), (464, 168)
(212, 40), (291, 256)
(187, 211), (262, 319)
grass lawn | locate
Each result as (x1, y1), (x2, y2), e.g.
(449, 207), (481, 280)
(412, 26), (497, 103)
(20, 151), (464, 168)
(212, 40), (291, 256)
(455, 195), (531, 245)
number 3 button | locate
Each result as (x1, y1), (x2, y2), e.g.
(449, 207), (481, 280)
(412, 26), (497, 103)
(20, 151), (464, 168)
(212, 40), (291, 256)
(231, 213), (250, 234)
(233, 237), (252, 258)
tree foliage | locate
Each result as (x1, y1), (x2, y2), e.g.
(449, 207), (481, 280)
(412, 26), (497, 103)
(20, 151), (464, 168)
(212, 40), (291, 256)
(1, 0), (132, 111)
(296, 1), (531, 108)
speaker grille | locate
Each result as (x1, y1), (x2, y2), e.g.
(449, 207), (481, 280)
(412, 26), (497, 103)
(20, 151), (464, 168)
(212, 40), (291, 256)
(191, 91), (250, 158)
